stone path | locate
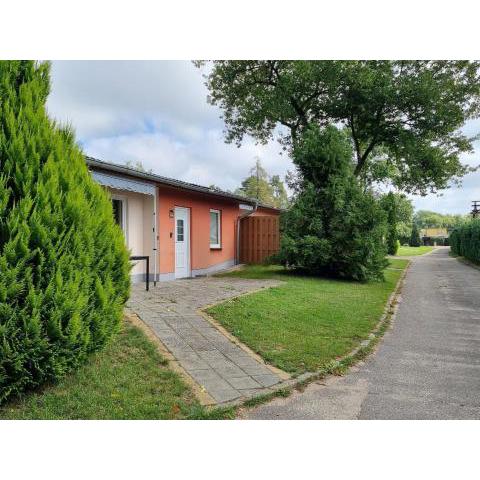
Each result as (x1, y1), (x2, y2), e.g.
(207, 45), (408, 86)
(127, 277), (286, 404)
(243, 247), (480, 419)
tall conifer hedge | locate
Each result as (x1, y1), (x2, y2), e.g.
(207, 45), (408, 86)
(450, 219), (480, 263)
(0, 61), (131, 404)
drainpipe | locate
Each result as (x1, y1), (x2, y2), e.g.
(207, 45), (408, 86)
(236, 201), (258, 265)
(153, 187), (158, 287)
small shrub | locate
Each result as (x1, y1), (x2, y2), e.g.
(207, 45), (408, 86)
(392, 239), (400, 255)
(0, 61), (131, 404)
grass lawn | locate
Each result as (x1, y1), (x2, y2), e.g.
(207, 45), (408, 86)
(208, 259), (408, 375)
(0, 321), (233, 420)
(396, 246), (434, 256)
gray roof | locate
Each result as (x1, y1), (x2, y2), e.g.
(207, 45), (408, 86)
(85, 156), (280, 210)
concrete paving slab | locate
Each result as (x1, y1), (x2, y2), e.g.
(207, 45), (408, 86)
(127, 276), (286, 405)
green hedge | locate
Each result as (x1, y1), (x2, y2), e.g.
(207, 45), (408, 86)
(450, 219), (480, 262)
(0, 61), (131, 404)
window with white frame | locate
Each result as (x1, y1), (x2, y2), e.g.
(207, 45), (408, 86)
(210, 209), (221, 248)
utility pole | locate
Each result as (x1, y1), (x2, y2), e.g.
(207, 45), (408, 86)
(471, 200), (480, 219)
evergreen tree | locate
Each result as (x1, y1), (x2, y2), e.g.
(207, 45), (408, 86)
(235, 158), (289, 208)
(409, 223), (422, 247)
(276, 125), (387, 281)
(381, 192), (399, 255)
(0, 61), (130, 404)
(235, 157), (275, 205)
(270, 175), (289, 209)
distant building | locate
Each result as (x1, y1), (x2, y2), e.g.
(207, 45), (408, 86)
(420, 228), (448, 238)
(420, 228), (448, 246)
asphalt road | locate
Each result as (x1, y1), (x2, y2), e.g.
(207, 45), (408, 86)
(242, 248), (480, 419)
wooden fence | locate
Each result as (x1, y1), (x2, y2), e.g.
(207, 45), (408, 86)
(239, 215), (280, 264)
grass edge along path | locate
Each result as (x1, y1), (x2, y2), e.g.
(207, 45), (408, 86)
(396, 245), (434, 256)
(208, 259), (409, 377)
(0, 320), (235, 420)
(228, 259), (410, 411)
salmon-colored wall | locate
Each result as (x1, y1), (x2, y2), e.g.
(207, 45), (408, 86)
(105, 180), (280, 280)
(157, 186), (241, 276)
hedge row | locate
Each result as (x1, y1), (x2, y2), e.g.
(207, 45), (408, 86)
(450, 219), (480, 263)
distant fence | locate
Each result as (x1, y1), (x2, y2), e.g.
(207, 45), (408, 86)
(239, 215), (280, 264)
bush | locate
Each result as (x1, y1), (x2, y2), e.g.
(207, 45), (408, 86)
(276, 126), (388, 282)
(0, 61), (131, 404)
(450, 219), (480, 262)
(393, 239), (400, 255)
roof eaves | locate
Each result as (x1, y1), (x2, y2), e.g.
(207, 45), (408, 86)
(85, 156), (278, 207)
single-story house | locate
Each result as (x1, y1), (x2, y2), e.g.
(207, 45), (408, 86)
(420, 227), (449, 246)
(86, 157), (280, 283)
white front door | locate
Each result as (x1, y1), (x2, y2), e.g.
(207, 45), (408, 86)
(174, 207), (190, 279)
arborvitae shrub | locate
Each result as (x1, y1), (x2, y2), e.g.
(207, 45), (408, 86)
(0, 61), (130, 404)
(276, 126), (388, 282)
(382, 192), (398, 255)
(450, 219), (480, 262)
(409, 223), (421, 247)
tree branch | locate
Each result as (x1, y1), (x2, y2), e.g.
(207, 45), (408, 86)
(354, 136), (378, 176)
(348, 114), (362, 164)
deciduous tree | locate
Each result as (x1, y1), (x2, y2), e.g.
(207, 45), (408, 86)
(199, 61), (480, 194)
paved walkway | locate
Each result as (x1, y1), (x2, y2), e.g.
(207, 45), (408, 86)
(243, 248), (480, 419)
(127, 277), (285, 404)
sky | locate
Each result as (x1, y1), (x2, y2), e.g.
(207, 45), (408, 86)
(47, 60), (480, 215)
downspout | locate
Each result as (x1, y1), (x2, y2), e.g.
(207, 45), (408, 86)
(236, 201), (258, 265)
(153, 187), (158, 287)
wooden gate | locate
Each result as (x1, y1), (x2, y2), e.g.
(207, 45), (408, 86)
(239, 215), (280, 264)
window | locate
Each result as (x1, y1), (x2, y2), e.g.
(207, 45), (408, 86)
(210, 209), (221, 248)
(176, 219), (184, 242)
(111, 196), (127, 237)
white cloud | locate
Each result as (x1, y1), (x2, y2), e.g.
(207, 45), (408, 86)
(47, 60), (293, 192)
(83, 129), (289, 192)
(47, 61), (220, 140)
(47, 60), (480, 213)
